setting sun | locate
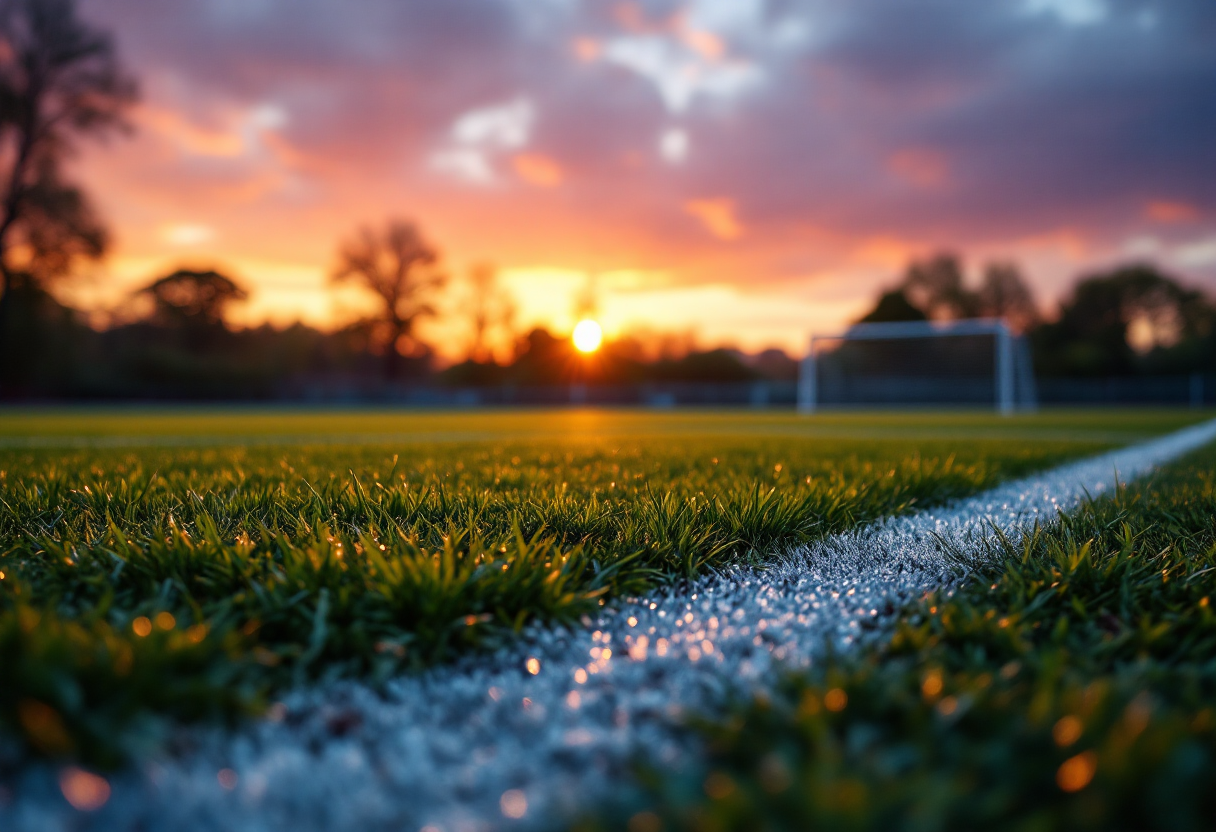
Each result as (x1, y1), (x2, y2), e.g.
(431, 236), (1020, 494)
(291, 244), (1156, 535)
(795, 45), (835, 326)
(572, 318), (603, 353)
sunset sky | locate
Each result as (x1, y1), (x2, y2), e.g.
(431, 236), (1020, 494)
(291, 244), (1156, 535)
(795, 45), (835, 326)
(67, 0), (1216, 361)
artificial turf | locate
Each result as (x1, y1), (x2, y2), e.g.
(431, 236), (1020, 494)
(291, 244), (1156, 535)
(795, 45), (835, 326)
(0, 409), (1203, 768)
(597, 439), (1216, 832)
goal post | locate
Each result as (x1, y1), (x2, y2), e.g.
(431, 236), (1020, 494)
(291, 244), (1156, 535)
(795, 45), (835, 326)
(797, 318), (1037, 414)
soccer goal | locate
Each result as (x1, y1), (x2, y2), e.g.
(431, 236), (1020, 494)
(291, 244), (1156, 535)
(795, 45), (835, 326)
(797, 318), (1037, 414)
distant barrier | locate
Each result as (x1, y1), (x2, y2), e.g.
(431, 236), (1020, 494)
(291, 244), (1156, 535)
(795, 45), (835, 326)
(287, 381), (801, 408)
(10, 375), (1211, 407)
(283, 374), (1214, 408)
(1037, 374), (1213, 407)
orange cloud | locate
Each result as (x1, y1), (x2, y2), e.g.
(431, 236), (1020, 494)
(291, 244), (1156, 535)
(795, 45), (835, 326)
(887, 148), (949, 188)
(571, 37), (600, 62)
(259, 129), (315, 172)
(159, 223), (215, 246)
(681, 29), (725, 60)
(853, 236), (916, 269)
(134, 104), (245, 157)
(513, 153), (563, 187)
(1145, 200), (1198, 223)
(684, 198), (743, 240)
(1014, 227), (1092, 261)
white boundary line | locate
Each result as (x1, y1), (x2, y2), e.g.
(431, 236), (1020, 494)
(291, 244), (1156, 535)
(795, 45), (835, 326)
(5, 418), (1216, 832)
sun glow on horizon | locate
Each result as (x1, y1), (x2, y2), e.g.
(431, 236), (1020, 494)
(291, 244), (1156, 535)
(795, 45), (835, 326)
(572, 318), (603, 353)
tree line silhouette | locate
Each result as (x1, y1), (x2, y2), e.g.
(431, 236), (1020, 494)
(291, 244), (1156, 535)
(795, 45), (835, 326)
(1, 0), (1213, 401)
(855, 253), (1216, 378)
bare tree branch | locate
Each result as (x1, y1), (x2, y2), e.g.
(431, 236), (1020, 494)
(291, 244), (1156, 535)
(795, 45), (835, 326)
(331, 219), (446, 380)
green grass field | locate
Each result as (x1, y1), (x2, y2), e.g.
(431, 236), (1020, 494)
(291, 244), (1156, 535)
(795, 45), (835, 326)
(0, 408), (1208, 770)
(593, 443), (1216, 832)
(0, 407), (1202, 445)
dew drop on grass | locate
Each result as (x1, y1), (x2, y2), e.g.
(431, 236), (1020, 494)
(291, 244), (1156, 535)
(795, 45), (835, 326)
(1053, 715), (1083, 747)
(824, 688), (848, 712)
(1056, 751), (1097, 792)
(59, 767), (110, 811)
(500, 789), (527, 819)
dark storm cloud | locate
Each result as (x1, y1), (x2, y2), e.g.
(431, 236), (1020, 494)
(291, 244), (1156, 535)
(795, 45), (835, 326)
(82, 0), (1216, 276)
(675, 0), (1216, 239)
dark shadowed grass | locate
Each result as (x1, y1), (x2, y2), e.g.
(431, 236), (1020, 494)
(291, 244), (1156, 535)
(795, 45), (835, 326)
(0, 606), (259, 772)
(593, 442), (1216, 832)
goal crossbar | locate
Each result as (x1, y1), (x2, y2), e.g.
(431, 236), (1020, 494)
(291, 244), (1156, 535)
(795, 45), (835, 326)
(809, 318), (1010, 341)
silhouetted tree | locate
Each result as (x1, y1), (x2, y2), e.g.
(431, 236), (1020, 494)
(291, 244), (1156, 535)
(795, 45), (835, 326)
(464, 261), (515, 363)
(976, 261), (1039, 332)
(0, 0), (136, 295)
(649, 349), (758, 383)
(1033, 263), (1214, 376)
(136, 268), (248, 345)
(749, 348), (798, 381)
(0, 270), (82, 395)
(857, 288), (928, 323)
(881, 253), (1039, 330)
(901, 253), (979, 320)
(331, 219), (446, 380)
(507, 327), (575, 384)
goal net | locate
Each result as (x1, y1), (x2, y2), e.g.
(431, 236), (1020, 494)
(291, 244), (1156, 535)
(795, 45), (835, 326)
(797, 319), (1037, 413)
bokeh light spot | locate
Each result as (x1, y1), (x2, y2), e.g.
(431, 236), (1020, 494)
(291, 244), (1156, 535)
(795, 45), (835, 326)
(500, 788), (527, 818)
(59, 767), (110, 811)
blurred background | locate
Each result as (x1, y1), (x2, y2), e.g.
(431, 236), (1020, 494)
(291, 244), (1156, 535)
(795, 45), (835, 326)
(1, 0), (1214, 405)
